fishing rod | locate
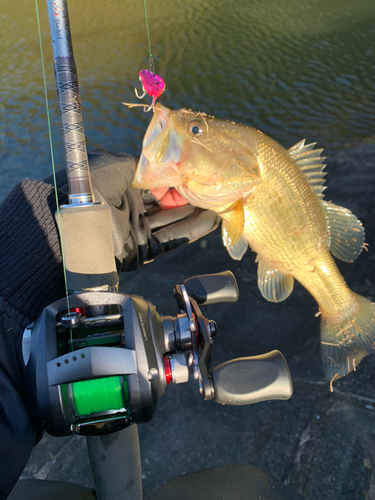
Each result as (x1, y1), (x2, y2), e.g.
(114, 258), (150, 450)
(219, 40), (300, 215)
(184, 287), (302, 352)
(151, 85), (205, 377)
(46, 0), (92, 204)
(46, 0), (118, 294)
(40, 1), (142, 498)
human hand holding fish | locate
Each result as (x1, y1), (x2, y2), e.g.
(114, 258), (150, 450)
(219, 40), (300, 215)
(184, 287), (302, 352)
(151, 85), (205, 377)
(129, 102), (375, 385)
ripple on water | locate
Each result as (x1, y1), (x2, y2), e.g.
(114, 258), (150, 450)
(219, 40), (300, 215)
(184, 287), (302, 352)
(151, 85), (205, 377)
(1, 0), (375, 200)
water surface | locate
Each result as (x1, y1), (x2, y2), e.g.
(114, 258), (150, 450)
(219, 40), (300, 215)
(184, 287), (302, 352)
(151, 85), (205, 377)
(1, 0), (375, 201)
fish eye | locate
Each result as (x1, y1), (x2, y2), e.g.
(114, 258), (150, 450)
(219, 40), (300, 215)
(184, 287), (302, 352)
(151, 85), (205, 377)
(188, 120), (204, 136)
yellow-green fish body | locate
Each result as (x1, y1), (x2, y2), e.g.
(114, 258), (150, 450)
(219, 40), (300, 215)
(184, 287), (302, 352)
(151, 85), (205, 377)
(133, 104), (375, 382)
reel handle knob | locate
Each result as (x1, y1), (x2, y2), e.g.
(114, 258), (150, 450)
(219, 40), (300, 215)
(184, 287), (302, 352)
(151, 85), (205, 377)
(181, 270), (239, 305)
(211, 350), (293, 405)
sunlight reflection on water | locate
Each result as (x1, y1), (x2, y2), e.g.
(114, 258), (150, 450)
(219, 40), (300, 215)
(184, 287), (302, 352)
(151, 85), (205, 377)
(1, 0), (374, 201)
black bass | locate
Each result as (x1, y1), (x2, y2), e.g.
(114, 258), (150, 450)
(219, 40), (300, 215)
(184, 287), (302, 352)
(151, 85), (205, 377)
(132, 103), (375, 383)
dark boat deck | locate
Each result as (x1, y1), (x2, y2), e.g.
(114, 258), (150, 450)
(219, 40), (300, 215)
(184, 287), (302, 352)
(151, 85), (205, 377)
(20, 145), (375, 499)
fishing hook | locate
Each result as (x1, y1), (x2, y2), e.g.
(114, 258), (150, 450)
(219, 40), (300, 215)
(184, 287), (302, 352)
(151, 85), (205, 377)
(134, 56), (155, 100)
(135, 81), (146, 100)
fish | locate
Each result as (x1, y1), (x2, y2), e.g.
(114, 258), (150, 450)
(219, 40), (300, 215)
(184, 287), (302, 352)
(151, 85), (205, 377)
(132, 103), (375, 383)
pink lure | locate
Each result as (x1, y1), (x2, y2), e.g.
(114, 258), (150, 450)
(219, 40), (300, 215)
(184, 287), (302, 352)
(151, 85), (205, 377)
(136, 69), (165, 111)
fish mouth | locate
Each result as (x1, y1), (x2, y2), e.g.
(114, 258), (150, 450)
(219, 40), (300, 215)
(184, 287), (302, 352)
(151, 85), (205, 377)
(132, 104), (183, 189)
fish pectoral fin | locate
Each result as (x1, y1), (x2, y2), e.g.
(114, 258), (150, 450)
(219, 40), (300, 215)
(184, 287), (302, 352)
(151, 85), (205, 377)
(257, 258), (294, 303)
(323, 201), (365, 263)
(221, 202), (245, 248)
(226, 237), (248, 261)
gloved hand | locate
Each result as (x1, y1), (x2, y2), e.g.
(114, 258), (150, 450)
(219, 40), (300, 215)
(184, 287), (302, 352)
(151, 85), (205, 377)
(58, 149), (220, 273)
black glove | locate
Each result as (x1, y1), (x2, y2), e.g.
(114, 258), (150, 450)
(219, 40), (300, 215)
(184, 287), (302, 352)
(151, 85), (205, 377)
(0, 152), (219, 499)
(59, 149), (220, 272)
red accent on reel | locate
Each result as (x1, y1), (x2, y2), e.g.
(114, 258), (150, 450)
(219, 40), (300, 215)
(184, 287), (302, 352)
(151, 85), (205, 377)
(164, 357), (172, 385)
(71, 307), (86, 317)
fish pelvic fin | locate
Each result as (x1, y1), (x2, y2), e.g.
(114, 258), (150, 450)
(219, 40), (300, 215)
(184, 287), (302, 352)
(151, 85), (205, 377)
(322, 201), (365, 263)
(321, 293), (375, 383)
(257, 258), (294, 303)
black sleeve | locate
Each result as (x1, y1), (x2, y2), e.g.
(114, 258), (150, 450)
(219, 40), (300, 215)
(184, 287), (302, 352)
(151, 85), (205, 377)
(0, 299), (41, 499)
(0, 180), (67, 499)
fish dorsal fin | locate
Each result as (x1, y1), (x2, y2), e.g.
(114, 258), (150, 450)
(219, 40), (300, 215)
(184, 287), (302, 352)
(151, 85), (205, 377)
(257, 257), (294, 303)
(221, 202), (245, 248)
(226, 237), (248, 261)
(323, 201), (365, 263)
(288, 140), (327, 199)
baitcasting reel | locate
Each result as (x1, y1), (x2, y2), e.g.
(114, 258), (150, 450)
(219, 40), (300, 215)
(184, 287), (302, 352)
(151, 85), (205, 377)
(23, 271), (293, 437)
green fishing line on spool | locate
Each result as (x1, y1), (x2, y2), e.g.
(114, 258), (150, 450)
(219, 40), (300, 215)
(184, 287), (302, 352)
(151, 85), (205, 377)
(71, 376), (128, 416)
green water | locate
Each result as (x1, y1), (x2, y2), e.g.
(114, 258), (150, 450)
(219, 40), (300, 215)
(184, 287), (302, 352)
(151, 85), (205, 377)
(1, 0), (374, 201)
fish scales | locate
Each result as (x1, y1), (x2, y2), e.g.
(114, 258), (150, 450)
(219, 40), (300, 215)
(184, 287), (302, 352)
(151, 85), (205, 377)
(132, 103), (375, 383)
(242, 133), (353, 314)
(243, 134), (326, 268)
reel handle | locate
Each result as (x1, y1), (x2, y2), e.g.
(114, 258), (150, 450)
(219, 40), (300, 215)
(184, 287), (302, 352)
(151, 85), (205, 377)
(181, 270), (239, 305)
(211, 350), (293, 405)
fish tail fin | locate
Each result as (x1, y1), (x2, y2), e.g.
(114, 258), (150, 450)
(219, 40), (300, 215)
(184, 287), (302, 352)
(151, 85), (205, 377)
(320, 292), (375, 383)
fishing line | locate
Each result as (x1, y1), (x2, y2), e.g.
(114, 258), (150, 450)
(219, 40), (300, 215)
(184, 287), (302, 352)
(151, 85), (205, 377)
(71, 376), (129, 416)
(142, 0), (154, 73)
(34, 0), (72, 325)
(133, 0), (166, 110)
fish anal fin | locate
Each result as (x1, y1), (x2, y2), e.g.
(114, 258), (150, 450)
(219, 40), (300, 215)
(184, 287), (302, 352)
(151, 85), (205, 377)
(221, 202), (245, 248)
(323, 201), (365, 263)
(226, 237), (248, 261)
(257, 258), (294, 303)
